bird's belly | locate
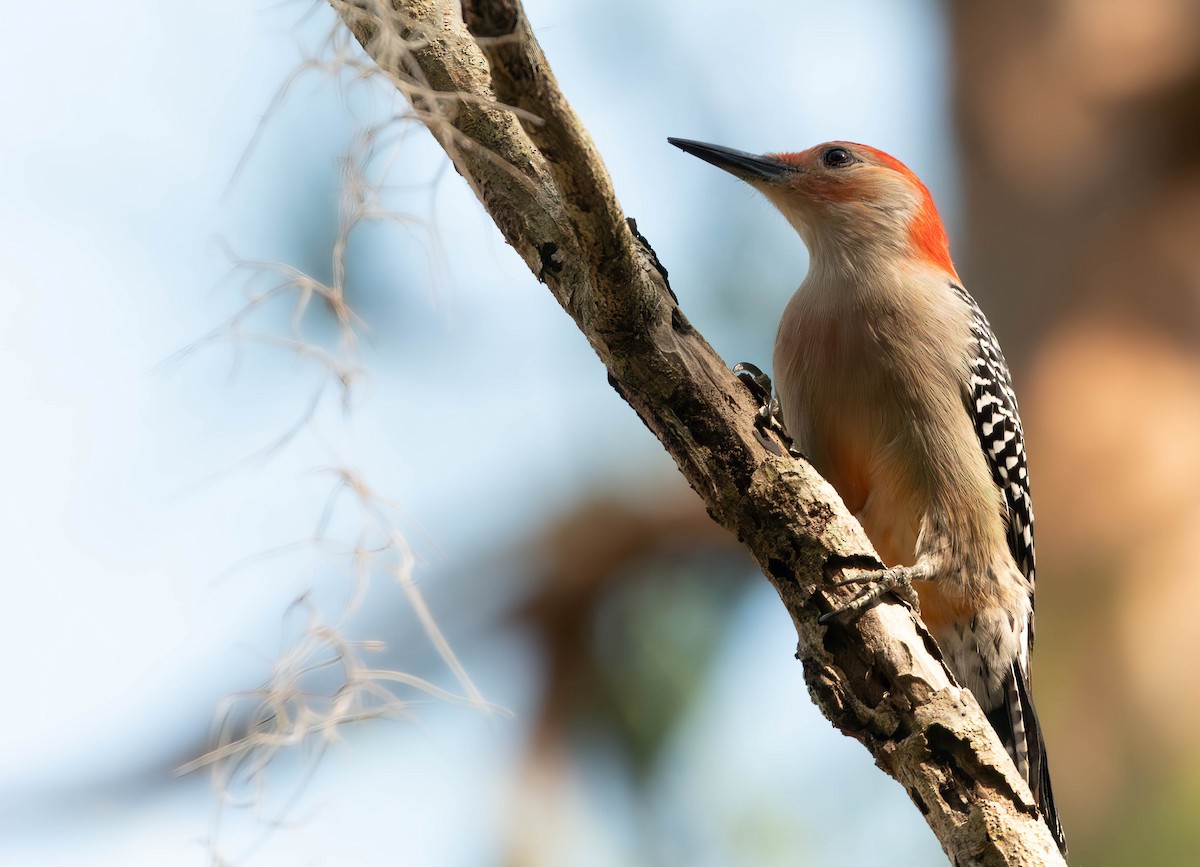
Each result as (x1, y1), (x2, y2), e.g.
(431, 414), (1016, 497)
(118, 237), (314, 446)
(853, 476), (920, 568)
(779, 342), (979, 632)
(828, 432), (979, 634)
(914, 583), (978, 633)
(779, 335), (915, 542)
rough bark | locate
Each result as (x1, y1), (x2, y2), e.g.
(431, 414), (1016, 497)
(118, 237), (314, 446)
(327, 1), (1067, 863)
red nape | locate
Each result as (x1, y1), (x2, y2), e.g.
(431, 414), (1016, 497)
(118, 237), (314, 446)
(856, 144), (957, 276)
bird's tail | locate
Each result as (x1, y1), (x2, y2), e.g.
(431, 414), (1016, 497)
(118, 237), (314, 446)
(988, 663), (1068, 856)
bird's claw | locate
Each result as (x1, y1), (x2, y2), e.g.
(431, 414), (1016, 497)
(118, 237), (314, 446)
(819, 565), (922, 625)
(734, 361), (773, 405)
(734, 362), (801, 456)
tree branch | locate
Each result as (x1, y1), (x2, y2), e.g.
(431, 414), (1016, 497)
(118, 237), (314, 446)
(327, 1), (1067, 863)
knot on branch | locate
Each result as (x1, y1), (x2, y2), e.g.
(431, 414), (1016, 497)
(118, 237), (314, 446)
(462, 0), (519, 38)
(538, 242), (563, 281)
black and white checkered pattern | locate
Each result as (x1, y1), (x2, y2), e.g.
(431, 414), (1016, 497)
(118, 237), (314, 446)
(951, 282), (1035, 598)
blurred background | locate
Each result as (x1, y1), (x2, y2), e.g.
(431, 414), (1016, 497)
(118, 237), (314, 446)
(1, 0), (1196, 864)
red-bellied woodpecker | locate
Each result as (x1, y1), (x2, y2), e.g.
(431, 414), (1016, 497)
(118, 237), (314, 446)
(669, 137), (1067, 855)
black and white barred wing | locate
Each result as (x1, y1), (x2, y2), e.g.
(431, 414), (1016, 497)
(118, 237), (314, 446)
(951, 282), (1066, 854)
(951, 283), (1036, 594)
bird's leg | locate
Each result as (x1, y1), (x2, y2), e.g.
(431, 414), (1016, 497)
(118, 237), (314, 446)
(733, 362), (801, 456)
(819, 563), (926, 624)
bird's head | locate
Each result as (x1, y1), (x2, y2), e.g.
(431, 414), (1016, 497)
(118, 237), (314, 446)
(668, 137), (954, 276)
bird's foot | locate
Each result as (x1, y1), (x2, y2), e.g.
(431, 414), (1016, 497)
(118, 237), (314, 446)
(819, 564), (924, 624)
(733, 361), (773, 409)
(733, 362), (802, 456)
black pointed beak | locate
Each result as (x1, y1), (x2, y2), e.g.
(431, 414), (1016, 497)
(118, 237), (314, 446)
(668, 137), (793, 183)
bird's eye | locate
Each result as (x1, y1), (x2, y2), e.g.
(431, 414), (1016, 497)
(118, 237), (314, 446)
(823, 147), (854, 168)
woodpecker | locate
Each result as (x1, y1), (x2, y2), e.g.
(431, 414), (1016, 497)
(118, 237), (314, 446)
(669, 137), (1066, 854)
